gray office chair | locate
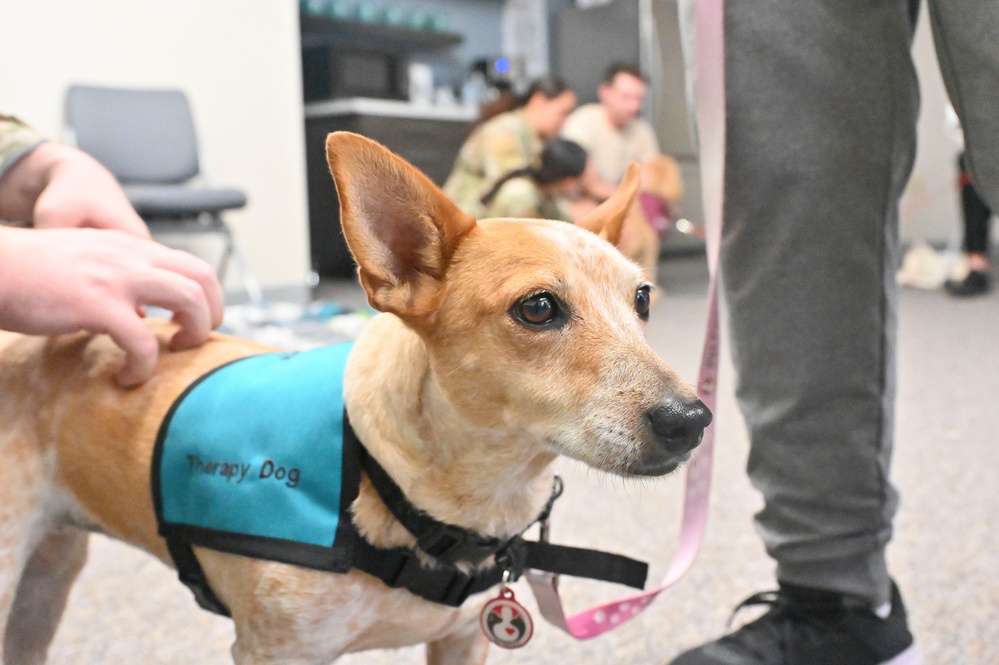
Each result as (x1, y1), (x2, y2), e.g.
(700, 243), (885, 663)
(64, 84), (264, 307)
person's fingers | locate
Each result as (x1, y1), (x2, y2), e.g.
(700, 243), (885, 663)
(132, 268), (214, 351)
(168, 308), (211, 352)
(103, 309), (161, 388)
(145, 244), (225, 328)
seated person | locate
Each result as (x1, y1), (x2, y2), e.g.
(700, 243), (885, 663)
(444, 78), (577, 219)
(562, 63), (683, 283)
(478, 138), (587, 221)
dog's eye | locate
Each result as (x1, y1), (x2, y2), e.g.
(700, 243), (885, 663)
(512, 291), (564, 328)
(635, 285), (652, 321)
(520, 293), (556, 324)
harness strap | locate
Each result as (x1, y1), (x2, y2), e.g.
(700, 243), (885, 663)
(350, 537), (495, 607)
(356, 427), (649, 599)
(166, 536), (232, 617)
(349, 534), (648, 608)
(354, 436), (513, 567)
(524, 541), (647, 590)
(352, 424), (649, 605)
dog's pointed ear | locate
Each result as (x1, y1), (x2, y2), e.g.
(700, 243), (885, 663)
(575, 162), (641, 246)
(325, 132), (476, 320)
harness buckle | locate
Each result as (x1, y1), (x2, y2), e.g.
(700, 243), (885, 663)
(417, 524), (506, 566)
(390, 552), (476, 607)
(494, 537), (528, 582)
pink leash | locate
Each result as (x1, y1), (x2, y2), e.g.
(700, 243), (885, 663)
(524, 0), (726, 639)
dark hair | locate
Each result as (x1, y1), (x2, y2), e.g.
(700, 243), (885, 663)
(480, 139), (587, 206)
(519, 77), (572, 106)
(602, 62), (647, 86)
(467, 76), (572, 134)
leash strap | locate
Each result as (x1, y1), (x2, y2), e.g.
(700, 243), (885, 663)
(524, 0), (726, 638)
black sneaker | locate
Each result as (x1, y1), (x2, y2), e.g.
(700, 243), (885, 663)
(667, 581), (920, 665)
(944, 270), (991, 296)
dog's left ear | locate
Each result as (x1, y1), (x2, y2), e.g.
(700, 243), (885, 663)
(575, 162), (641, 246)
(325, 132), (476, 319)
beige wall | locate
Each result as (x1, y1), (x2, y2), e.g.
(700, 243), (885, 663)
(0, 0), (310, 300)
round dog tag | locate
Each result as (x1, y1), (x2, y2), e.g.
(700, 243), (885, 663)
(479, 587), (533, 649)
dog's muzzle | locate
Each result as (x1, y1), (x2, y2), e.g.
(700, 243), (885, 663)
(645, 398), (713, 458)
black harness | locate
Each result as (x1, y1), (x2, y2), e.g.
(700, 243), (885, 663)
(167, 411), (649, 617)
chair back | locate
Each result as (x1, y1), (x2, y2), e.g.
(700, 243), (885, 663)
(66, 85), (200, 184)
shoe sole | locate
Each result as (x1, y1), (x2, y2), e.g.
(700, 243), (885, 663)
(882, 644), (921, 665)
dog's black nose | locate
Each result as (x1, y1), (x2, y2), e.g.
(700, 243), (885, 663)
(645, 398), (713, 456)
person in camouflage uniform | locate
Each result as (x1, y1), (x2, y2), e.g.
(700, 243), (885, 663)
(0, 113), (223, 386)
(477, 138), (587, 222)
(444, 78), (577, 220)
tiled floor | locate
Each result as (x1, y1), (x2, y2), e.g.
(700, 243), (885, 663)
(41, 254), (999, 664)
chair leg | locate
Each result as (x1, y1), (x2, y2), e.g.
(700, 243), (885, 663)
(213, 215), (266, 309)
(217, 229), (234, 285)
(231, 241), (266, 310)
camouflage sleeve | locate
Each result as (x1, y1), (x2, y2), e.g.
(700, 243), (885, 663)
(478, 117), (535, 183)
(444, 114), (537, 219)
(443, 129), (489, 218)
(484, 178), (544, 219)
(0, 114), (47, 179)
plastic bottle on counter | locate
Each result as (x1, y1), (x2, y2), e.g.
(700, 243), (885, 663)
(461, 72), (487, 109)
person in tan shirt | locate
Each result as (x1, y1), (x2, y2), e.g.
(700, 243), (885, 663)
(562, 64), (662, 200)
(561, 64), (683, 286)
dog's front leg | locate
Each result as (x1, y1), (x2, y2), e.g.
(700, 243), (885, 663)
(425, 620), (489, 665)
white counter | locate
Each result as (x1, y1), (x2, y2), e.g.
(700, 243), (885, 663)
(304, 97), (477, 122)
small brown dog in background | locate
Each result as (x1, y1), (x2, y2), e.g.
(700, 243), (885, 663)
(619, 155), (685, 289)
(0, 133), (709, 664)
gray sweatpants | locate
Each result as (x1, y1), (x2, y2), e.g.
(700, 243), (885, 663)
(717, 0), (999, 606)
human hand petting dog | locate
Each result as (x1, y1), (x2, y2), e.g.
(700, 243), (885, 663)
(0, 140), (223, 387)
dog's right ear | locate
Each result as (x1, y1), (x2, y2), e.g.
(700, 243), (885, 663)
(575, 162), (641, 246)
(325, 132), (476, 320)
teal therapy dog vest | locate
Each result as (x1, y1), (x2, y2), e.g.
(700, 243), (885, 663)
(152, 343), (360, 586)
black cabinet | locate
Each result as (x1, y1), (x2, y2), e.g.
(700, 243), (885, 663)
(305, 108), (471, 277)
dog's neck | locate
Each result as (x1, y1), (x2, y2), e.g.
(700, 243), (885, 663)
(344, 314), (557, 543)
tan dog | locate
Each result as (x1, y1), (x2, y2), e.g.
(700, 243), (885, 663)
(572, 155), (684, 291)
(619, 155), (685, 290)
(0, 132), (710, 664)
